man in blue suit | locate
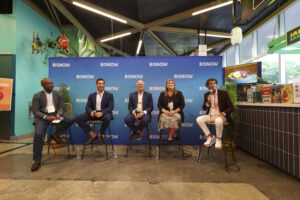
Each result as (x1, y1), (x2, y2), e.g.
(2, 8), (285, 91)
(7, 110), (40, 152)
(124, 80), (153, 140)
(75, 78), (114, 145)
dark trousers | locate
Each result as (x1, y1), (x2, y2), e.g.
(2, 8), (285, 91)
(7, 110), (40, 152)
(75, 112), (112, 135)
(33, 114), (74, 161)
(124, 113), (150, 133)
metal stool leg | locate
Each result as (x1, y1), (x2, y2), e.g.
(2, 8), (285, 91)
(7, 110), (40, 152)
(47, 125), (52, 154)
(146, 126), (152, 158)
(126, 129), (133, 157)
(108, 125), (114, 151)
(158, 130), (163, 159)
(68, 128), (74, 151)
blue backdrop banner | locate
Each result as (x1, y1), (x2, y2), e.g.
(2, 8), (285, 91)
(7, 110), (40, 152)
(49, 56), (222, 145)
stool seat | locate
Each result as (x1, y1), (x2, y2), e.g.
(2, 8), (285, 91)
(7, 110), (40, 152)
(126, 120), (152, 158)
(198, 122), (240, 172)
(82, 120), (114, 160)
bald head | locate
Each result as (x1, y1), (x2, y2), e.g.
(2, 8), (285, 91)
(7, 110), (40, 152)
(136, 80), (145, 93)
(41, 78), (54, 93)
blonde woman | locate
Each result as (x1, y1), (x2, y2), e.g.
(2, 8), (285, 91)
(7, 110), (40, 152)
(157, 79), (185, 142)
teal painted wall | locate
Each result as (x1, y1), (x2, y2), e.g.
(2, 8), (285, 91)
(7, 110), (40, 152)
(0, 0), (16, 53)
(14, 0), (60, 136)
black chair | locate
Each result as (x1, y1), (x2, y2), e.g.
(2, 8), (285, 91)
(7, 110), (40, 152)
(82, 120), (114, 160)
(46, 103), (74, 157)
(126, 120), (152, 158)
(197, 121), (240, 172)
(158, 128), (184, 159)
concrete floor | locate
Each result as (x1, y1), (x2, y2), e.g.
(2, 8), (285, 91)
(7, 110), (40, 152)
(0, 139), (299, 200)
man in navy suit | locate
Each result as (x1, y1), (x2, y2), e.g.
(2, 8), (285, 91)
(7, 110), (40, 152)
(124, 80), (153, 141)
(75, 78), (114, 145)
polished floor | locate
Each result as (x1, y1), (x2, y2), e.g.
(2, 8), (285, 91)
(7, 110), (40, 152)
(0, 138), (299, 200)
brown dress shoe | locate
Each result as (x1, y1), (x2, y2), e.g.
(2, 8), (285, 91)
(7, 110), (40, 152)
(31, 160), (41, 172)
(98, 135), (104, 144)
(136, 130), (143, 141)
(84, 136), (96, 145)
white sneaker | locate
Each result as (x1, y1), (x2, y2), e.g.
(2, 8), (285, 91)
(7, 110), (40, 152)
(215, 138), (222, 149)
(204, 135), (216, 147)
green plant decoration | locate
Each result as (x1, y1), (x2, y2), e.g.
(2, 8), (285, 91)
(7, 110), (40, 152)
(58, 83), (71, 103)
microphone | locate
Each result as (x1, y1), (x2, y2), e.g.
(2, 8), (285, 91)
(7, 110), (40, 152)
(209, 89), (213, 95)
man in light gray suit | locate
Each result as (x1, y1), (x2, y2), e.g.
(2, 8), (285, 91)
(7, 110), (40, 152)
(31, 78), (74, 172)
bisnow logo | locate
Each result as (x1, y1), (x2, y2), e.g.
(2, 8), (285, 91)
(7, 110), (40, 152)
(124, 74), (143, 79)
(76, 98), (87, 103)
(150, 135), (161, 139)
(52, 63), (70, 67)
(105, 86), (119, 91)
(151, 110), (159, 115)
(124, 98), (129, 103)
(199, 111), (206, 115)
(181, 122), (193, 127)
(149, 62), (168, 67)
(76, 74), (94, 79)
(54, 86), (70, 91)
(174, 74), (193, 79)
(199, 86), (208, 91)
(100, 62), (119, 67)
(185, 98), (193, 103)
(149, 86), (165, 91)
(198, 62), (219, 67)
(112, 110), (119, 115)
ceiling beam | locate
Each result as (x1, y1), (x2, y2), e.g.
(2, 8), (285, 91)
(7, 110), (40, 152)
(64, 0), (145, 29)
(22, 0), (56, 27)
(150, 26), (231, 37)
(44, 0), (59, 27)
(49, 1), (62, 27)
(144, 0), (232, 28)
(146, 30), (177, 56)
(97, 42), (131, 57)
(49, 0), (109, 56)
(97, 0), (232, 45)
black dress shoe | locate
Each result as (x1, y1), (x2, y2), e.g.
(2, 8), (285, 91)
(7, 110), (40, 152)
(31, 160), (41, 172)
(84, 136), (96, 145)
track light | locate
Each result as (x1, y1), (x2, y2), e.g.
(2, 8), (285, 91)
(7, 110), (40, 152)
(73, 1), (127, 24)
(199, 33), (231, 38)
(136, 40), (143, 55)
(192, 1), (233, 16)
(100, 32), (132, 42)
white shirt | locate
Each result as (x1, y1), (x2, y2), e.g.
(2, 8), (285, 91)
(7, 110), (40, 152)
(132, 92), (147, 115)
(44, 90), (55, 113)
(208, 90), (221, 116)
(96, 91), (104, 111)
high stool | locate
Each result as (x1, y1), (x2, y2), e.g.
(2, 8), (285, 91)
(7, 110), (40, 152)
(46, 121), (74, 157)
(82, 120), (114, 160)
(197, 121), (240, 172)
(126, 120), (152, 158)
(158, 128), (184, 159)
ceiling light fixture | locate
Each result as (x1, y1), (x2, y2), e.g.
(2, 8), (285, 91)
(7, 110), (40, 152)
(100, 32), (132, 42)
(192, 1), (233, 16)
(136, 40), (143, 55)
(73, 1), (127, 24)
(199, 33), (231, 38)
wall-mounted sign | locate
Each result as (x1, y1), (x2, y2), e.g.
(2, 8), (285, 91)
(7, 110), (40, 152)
(0, 78), (13, 111)
(287, 25), (300, 46)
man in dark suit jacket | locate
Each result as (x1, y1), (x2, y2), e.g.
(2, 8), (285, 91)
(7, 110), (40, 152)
(124, 80), (153, 140)
(75, 78), (114, 145)
(196, 78), (233, 149)
(31, 78), (74, 172)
